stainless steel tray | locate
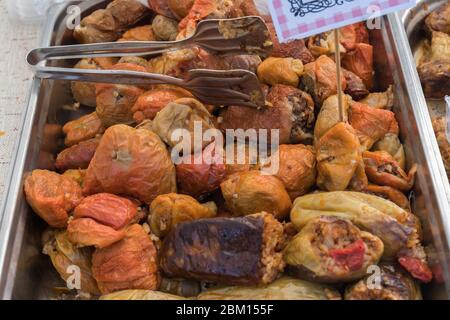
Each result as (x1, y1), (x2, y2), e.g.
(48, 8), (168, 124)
(401, 0), (449, 183)
(1, 0), (450, 299)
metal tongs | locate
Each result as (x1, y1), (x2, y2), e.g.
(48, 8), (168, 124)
(27, 17), (273, 108)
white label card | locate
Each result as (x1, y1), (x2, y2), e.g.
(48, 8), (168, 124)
(267, 0), (416, 42)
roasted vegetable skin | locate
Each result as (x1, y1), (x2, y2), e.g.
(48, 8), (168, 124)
(160, 213), (285, 285)
(62, 112), (104, 147)
(92, 224), (159, 294)
(290, 191), (419, 258)
(42, 229), (100, 295)
(363, 151), (416, 192)
(432, 116), (450, 177)
(152, 98), (216, 153)
(417, 31), (450, 98)
(67, 193), (142, 248)
(73, 193), (139, 230)
(95, 63), (146, 127)
(82, 124), (177, 204)
(55, 138), (100, 172)
(198, 276), (341, 300)
(315, 122), (367, 192)
(220, 171), (292, 220)
(425, 2), (450, 34)
(257, 57), (304, 87)
(266, 22), (314, 64)
(149, 193), (217, 237)
(262, 144), (316, 200)
(100, 290), (186, 300)
(363, 185), (411, 212)
(175, 142), (227, 199)
(219, 85), (315, 145)
(71, 58), (117, 107)
(24, 170), (84, 228)
(73, 0), (149, 44)
(301, 55), (347, 105)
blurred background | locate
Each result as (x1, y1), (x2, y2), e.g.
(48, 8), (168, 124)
(0, 0), (42, 200)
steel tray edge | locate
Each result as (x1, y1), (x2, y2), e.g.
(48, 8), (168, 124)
(0, 2), (69, 299)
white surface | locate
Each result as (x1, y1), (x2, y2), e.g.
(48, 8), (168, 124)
(7, 0), (51, 23)
(0, 1), (40, 202)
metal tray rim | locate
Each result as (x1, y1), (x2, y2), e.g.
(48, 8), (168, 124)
(391, 11), (450, 230)
(0, 1), (450, 299)
(0, 2), (68, 298)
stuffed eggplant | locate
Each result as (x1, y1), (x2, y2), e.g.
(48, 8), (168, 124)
(160, 213), (285, 285)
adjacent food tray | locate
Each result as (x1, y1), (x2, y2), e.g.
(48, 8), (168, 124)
(401, 0), (449, 184)
(402, 0), (448, 111)
(0, 0), (450, 299)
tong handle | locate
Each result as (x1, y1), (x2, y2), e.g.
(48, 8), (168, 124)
(31, 65), (185, 87)
(27, 40), (188, 64)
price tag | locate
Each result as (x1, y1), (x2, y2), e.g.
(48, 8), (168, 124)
(267, 0), (416, 42)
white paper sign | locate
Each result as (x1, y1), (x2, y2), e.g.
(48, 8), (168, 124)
(268, 0), (416, 42)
